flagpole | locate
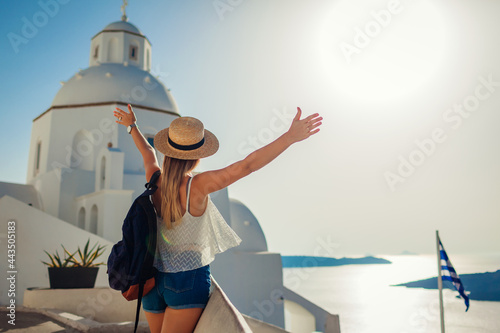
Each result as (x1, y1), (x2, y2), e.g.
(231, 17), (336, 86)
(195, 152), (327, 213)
(436, 230), (445, 333)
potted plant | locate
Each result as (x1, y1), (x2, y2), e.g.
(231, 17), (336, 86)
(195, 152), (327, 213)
(42, 239), (106, 289)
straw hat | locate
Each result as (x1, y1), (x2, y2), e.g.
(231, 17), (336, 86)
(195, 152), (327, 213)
(154, 117), (219, 160)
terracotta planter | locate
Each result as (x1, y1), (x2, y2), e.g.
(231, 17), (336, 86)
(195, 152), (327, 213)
(48, 267), (99, 289)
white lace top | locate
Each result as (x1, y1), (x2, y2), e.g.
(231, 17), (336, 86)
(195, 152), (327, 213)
(153, 177), (242, 273)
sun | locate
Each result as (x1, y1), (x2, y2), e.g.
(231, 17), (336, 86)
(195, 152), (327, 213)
(318, 0), (447, 103)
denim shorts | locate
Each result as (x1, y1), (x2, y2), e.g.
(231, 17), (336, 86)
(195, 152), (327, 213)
(142, 265), (211, 312)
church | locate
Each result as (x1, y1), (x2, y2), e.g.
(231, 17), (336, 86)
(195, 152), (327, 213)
(25, 16), (180, 242)
(0, 7), (339, 333)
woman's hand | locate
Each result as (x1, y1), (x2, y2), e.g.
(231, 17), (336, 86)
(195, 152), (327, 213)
(113, 104), (137, 127)
(113, 104), (159, 179)
(285, 107), (323, 145)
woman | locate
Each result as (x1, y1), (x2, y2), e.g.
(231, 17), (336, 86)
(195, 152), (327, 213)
(114, 104), (322, 333)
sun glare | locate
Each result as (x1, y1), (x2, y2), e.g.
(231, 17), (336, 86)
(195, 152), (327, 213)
(319, 0), (447, 103)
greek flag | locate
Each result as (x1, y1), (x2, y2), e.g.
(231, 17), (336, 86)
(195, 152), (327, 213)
(439, 239), (470, 311)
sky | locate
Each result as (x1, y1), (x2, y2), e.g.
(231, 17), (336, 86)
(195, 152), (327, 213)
(1, 0), (499, 256)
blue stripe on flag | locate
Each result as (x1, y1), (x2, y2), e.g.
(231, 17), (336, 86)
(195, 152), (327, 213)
(439, 239), (470, 311)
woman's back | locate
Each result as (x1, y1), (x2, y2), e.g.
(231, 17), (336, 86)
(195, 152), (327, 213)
(153, 176), (242, 273)
(152, 174), (210, 219)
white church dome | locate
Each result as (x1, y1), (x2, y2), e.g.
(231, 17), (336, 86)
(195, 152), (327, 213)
(51, 63), (179, 113)
(229, 198), (268, 252)
(50, 18), (179, 114)
(102, 20), (142, 35)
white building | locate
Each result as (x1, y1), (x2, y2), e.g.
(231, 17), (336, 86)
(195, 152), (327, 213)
(0, 12), (340, 333)
(25, 18), (179, 242)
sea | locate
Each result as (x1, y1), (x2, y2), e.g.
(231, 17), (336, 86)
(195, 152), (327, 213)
(283, 254), (500, 333)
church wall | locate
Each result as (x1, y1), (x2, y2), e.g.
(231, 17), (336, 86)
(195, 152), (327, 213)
(27, 103), (178, 227)
(0, 195), (115, 306)
(28, 106), (118, 222)
(108, 150), (125, 190)
(107, 37), (121, 63)
(0, 182), (42, 210)
(49, 107), (117, 175)
(99, 190), (134, 242)
(89, 34), (103, 67)
(26, 111), (53, 183)
(74, 189), (133, 242)
(104, 32), (125, 64)
(90, 30), (151, 71)
(29, 167), (95, 224)
(30, 168), (62, 217)
(123, 33), (150, 70)
(123, 173), (147, 200)
(95, 147), (125, 192)
(60, 169), (95, 225)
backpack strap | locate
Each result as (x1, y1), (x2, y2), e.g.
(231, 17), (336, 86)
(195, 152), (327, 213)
(134, 283), (143, 333)
(135, 173), (160, 333)
(186, 177), (194, 215)
(134, 199), (156, 333)
(144, 170), (161, 193)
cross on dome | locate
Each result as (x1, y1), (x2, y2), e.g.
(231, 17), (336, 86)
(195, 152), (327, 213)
(121, 0), (128, 22)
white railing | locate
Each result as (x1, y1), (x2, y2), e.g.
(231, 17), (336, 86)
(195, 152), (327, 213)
(283, 287), (341, 333)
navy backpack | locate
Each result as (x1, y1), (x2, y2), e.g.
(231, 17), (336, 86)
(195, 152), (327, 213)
(107, 170), (161, 332)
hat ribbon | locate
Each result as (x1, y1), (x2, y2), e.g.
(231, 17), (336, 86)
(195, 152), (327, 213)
(168, 136), (205, 151)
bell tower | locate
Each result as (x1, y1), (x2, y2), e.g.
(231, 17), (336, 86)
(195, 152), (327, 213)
(88, 1), (151, 71)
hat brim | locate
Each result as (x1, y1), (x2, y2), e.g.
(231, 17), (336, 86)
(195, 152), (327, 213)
(154, 127), (219, 160)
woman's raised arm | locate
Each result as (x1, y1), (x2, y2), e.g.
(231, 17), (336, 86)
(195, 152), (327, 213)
(193, 107), (322, 195)
(114, 104), (160, 180)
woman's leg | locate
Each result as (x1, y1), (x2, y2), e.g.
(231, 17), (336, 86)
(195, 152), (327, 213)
(143, 271), (168, 332)
(145, 311), (165, 333)
(161, 307), (204, 333)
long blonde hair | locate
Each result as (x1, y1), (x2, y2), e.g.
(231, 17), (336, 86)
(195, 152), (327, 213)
(160, 156), (199, 229)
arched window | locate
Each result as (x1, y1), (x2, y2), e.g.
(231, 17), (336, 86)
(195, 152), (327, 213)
(108, 37), (119, 62)
(100, 156), (106, 190)
(129, 44), (138, 61)
(34, 141), (42, 176)
(93, 45), (99, 59)
(78, 207), (86, 229)
(146, 135), (155, 148)
(90, 205), (98, 235)
(146, 49), (150, 70)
